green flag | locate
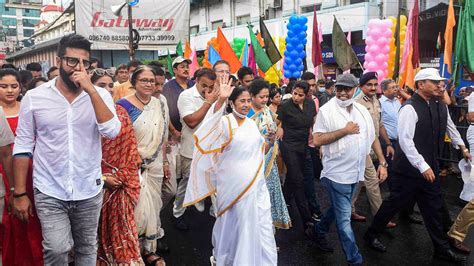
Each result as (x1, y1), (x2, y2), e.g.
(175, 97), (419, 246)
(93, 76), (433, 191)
(176, 41), (183, 57)
(453, 0), (474, 85)
(247, 24), (272, 73)
(167, 49), (174, 77)
(332, 16), (360, 71)
(259, 17), (282, 65)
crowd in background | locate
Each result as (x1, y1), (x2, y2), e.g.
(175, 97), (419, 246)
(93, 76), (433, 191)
(0, 34), (473, 265)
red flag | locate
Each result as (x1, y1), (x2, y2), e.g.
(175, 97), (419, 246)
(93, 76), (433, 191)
(411, 0), (420, 68)
(312, 6), (323, 69)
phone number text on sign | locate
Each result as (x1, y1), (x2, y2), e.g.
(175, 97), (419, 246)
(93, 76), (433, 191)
(88, 35), (176, 42)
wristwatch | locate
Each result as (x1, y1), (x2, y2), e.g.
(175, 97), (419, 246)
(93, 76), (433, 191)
(380, 161), (389, 168)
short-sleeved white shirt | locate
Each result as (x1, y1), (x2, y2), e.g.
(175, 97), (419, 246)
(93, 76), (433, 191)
(313, 104), (369, 184)
(177, 85), (206, 159)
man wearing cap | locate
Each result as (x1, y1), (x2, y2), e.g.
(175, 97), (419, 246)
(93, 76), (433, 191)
(365, 68), (468, 262)
(350, 72), (396, 228)
(162, 56), (195, 133)
(309, 73), (386, 265)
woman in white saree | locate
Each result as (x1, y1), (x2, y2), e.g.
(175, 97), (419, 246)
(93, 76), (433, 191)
(183, 76), (277, 266)
(117, 66), (170, 266)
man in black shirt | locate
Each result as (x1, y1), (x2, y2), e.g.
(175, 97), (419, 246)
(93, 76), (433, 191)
(318, 80), (335, 107)
(277, 81), (316, 231)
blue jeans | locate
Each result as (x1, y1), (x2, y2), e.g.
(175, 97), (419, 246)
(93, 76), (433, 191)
(303, 147), (322, 215)
(315, 178), (362, 264)
(34, 189), (103, 266)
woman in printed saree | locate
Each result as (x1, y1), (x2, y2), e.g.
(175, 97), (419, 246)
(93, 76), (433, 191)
(117, 66), (171, 266)
(97, 105), (143, 265)
(183, 76), (277, 266)
(248, 79), (291, 230)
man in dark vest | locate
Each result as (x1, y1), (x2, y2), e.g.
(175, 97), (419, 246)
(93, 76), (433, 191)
(364, 68), (469, 262)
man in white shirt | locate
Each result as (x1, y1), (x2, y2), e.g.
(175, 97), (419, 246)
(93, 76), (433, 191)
(365, 68), (469, 262)
(308, 73), (387, 266)
(12, 34), (121, 265)
(173, 68), (219, 230)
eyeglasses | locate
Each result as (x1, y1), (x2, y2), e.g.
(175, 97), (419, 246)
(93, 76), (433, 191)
(335, 86), (354, 93)
(138, 78), (156, 85)
(61, 56), (91, 69)
(90, 68), (115, 77)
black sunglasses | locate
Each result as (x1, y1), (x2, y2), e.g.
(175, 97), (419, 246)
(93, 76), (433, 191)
(61, 56), (91, 69)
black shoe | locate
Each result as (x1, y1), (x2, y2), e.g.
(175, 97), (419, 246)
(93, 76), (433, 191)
(314, 235), (334, 253)
(433, 249), (467, 262)
(156, 238), (170, 253)
(363, 233), (387, 252)
(174, 216), (189, 231)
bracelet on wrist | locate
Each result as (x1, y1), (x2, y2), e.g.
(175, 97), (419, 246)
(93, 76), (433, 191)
(13, 192), (27, 198)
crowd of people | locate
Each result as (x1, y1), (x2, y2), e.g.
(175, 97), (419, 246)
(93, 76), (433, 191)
(0, 33), (473, 266)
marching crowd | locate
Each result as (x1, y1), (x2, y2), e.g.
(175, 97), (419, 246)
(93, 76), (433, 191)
(0, 33), (473, 266)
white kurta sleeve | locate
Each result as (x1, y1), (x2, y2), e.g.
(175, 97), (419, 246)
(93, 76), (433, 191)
(398, 105), (430, 174)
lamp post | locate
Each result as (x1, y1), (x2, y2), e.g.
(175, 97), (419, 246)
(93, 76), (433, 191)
(112, 0), (139, 61)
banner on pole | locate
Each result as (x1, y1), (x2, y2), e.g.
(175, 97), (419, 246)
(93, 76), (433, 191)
(75, 0), (189, 50)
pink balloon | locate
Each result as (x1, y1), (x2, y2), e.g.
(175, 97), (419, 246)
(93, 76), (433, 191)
(363, 61), (369, 69)
(381, 45), (390, 54)
(365, 36), (375, 46)
(375, 54), (386, 64)
(365, 52), (375, 62)
(377, 37), (389, 46)
(377, 69), (384, 77)
(368, 45), (380, 53)
(370, 27), (382, 38)
(384, 29), (393, 38)
(368, 61), (378, 71)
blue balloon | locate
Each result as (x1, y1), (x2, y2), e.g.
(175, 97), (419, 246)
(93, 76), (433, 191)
(302, 38), (307, 45)
(284, 71), (292, 78)
(293, 71), (301, 78)
(299, 16), (308, 25)
(298, 31), (306, 39)
(296, 44), (304, 51)
(289, 64), (297, 72)
(291, 37), (300, 46)
(286, 23), (294, 31)
(287, 30), (295, 38)
(298, 65), (304, 71)
(302, 25), (308, 32)
(299, 51), (306, 58)
(289, 16), (298, 24)
(284, 50), (290, 57)
(290, 50), (299, 59)
(292, 23), (301, 32)
(286, 42), (294, 51)
(295, 58), (302, 65)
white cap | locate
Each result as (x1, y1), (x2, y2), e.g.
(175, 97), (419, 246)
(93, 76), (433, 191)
(414, 68), (446, 82)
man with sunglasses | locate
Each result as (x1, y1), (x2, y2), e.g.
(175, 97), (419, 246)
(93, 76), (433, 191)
(350, 72), (393, 228)
(12, 34), (121, 265)
(365, 68), (468, 262)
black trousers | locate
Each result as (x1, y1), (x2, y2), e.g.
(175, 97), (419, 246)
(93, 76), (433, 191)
(281, 142), (312, 224)
(367, 172), (450, 251)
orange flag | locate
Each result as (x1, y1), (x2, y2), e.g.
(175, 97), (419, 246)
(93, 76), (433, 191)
(217, 27), (242, 73)
(184, 40), (192, 59)
(256, 32), (265, 47)
(443, 0), (455, 74)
